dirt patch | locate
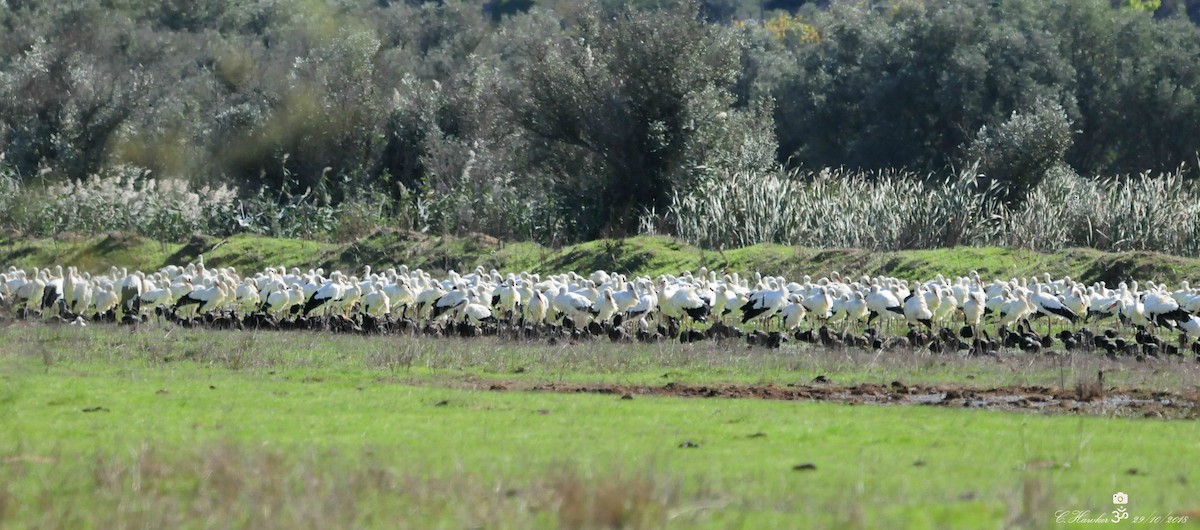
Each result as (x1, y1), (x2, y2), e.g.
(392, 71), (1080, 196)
(439, 379), (1200, 419)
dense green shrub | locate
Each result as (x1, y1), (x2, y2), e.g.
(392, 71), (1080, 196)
(504, 3), (772, 238)
(964, 100), (1075, 204)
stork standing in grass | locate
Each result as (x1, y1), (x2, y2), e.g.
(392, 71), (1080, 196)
(523, 285), (549, 327)
(801, 285), (833, 329)
(174, 278), (230, 319)
(1180, 315), (1200, 349)
(779, 296), (807, 331)
(233, 277), (261, 317)
(14, 269), (47, 314)
(591, 288), (619, 327)
(492, 277), (521, 322)
(262, 283), (298, 318)
(865, 284), (904, 333)
(1027, 285), (1078, 336)
(382, 278), (416, 320)
(740, 279), (787, 331)
(362, 282), (391, 318)
(624, 280), (658, 324)
(833, 291), (869, 334)
(457, 296), (496, 327)
(1143, 285), (1192, 329)
(903, 289), (933, 330)
(118, 269), (143, 316)
(429, 284), (467, 321)
(998, 290), (1032, 331)
(554, 285), (593, 329)
(658, 280), (710, 331)
(301, 273), (345, 317)
(961, 289), (986, 337)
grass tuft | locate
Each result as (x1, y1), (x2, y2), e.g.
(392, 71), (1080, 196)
(551, 467), (682, 530)
(1005, 476), (1056, 530)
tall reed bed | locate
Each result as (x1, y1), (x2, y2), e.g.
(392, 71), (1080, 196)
(0, 156), (554, 244)
(4, 165), (238, 242)
(671, 166), (1005, 251)
(669, 165), (1200, 256)
(0, 162), (408, 243)
(4, 153), (1199, 257)
(0, 157), (18, 218)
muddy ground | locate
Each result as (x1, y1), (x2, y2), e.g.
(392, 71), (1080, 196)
(449, 378), (1200, 419)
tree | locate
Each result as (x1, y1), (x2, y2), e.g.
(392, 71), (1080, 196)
(506, 2), (765, 238)
(0, 4), (167, 181)
(770, 1), (1075, 175)
(964, 100), (1074, 204)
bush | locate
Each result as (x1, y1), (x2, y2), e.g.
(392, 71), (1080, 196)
(965, 100), (1074, 204)
(1, 0), (1199, 249)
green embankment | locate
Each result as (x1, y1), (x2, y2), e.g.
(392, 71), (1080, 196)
(3, 231), (1200, 283)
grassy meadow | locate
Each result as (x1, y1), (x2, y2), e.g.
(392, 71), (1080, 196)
(2, 324), (1199, 529)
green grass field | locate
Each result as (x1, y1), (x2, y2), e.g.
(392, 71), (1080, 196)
(2, 324), (1199, 529)
(5, 232), (1200, 527)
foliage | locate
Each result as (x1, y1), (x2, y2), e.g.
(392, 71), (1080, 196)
(505, 3), (762, 238)
(763, 12), (821, 44)
(769, 1), (1077, 175)
(964, 100), (1075, 203)
(0, 7), (167, 180)
(0, 0), (1199, 249)
(1122, 0), (1163, 11)
(0, 155), (18, 217)
(1006, 165), (1200, 255)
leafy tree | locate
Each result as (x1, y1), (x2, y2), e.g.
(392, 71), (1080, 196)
(1058, 3), (1200, 176)
(698, 0), (740, 22)
(505, 2), (767, 238)
(764, 0), (820, 12)
(771, 1), (1075, 174)
(1118, 0), (1162, 11)
(965, 99), (1074, 203)
(0, 4), (166, 180)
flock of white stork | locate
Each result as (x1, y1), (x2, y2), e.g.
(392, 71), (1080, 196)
(3, 259), (1200, 354)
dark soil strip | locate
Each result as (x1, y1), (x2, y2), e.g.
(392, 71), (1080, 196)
(456, 379), (1200, 419)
